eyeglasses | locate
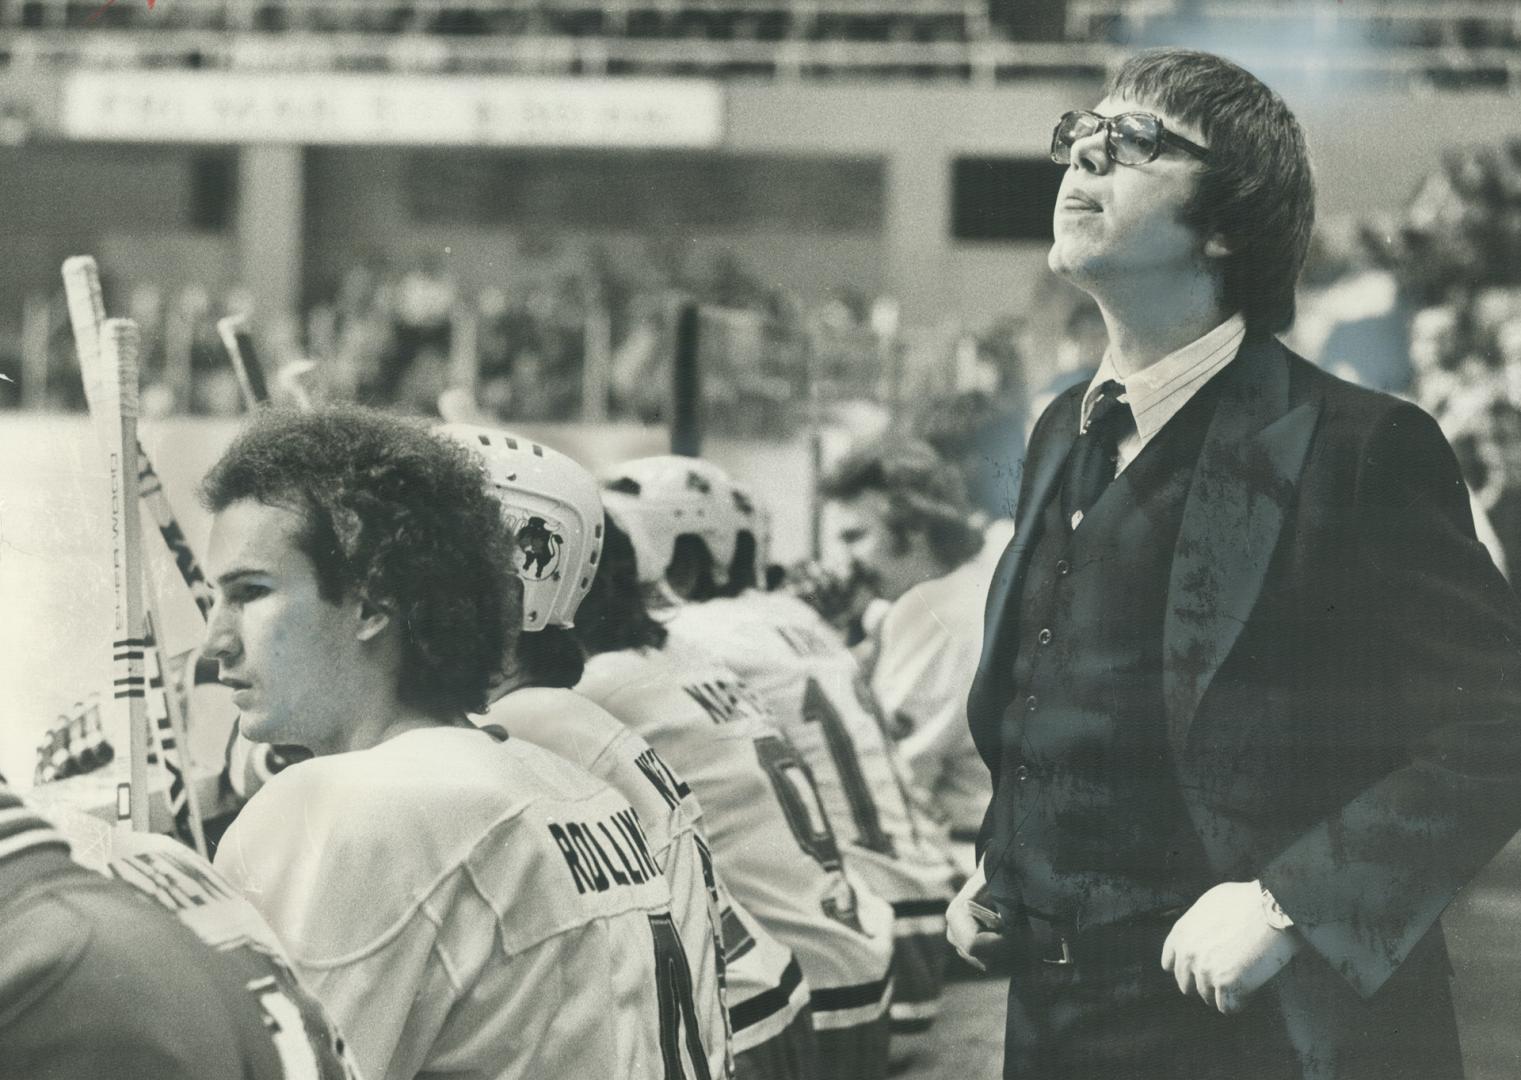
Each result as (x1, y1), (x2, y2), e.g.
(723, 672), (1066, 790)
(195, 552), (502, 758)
(1050, 109), (1210, 167)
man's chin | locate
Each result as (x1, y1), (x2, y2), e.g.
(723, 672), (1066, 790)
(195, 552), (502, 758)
(1047, 242), (1093, 283)
(238, 710), (289, 747)
(1047, 242), (1076, 282)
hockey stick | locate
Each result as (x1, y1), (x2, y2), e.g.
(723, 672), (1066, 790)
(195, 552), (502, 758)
(99, 318), (151, 833)
(216, 313), (271, 410)
(219, 311), (319, 413)
(213, 315), (311, 798)
(671, 300), (702, 457)
(146, 609), (209, 857)
(66, 259), (295, 824)
(436, 385), (490, 425)
(276, 358), (318, 411)
(62, 256), (215, 622)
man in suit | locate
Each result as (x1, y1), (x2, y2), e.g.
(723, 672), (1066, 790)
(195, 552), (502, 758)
(946, 47), (1521, 1079)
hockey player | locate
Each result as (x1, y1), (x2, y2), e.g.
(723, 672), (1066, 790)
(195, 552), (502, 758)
(818, 437), (1005, 869)
(199, 407), (695, 1080)
(606, 456), (956, 1036)
(445, 424), (729, 1080)
(0, 781), (357, 1080)
(577, 513), (892, 1080)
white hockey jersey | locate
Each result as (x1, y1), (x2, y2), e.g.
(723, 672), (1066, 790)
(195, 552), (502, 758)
(863, 521), (1012, 841)
(215, 725), (704, 1080)
(103, 832), (364, 1080)
(578, 641), (895, 1037)
(667, 592), (956, 1026)
(483, 685), (730, 1079)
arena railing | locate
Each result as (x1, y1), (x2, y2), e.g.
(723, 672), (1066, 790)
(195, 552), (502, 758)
(1067, 0), (1521, 48)
(7, 31), (1521, 90)
(2, 0), (991, 33)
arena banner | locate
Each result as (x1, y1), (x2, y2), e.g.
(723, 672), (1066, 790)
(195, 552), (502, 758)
(59, 72), (725, 147)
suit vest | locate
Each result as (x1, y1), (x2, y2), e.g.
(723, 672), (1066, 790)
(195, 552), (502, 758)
(985, 379), (1225, 930)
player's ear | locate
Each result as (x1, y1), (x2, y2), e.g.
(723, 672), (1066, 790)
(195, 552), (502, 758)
(888, 522), (922, 559)
(1203, 231), (1232, 259)
(353, 591), (394, 643)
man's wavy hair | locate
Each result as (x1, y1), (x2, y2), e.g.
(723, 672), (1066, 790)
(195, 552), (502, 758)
(200, 406), (520, 717)
(818, 437), (983, 571)
(1106, 48), (1315, 335)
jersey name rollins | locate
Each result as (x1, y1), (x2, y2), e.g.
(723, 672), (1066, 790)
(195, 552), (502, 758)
(548, 809), (662, 895)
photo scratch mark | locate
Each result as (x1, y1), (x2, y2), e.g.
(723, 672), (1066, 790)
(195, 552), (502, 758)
(0, 497), (48, 563)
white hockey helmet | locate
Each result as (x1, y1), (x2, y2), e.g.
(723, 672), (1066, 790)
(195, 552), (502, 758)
(599, 455), (754, 588)
(442, 424), (605, 631)
(729, 479), (771, 588)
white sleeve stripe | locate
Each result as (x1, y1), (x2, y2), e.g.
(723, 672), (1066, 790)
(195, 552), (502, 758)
(729, 970), (812, 1054)
(889, 999), (942, 1022)
(0, 828), (70, 864)
(893, 915), (948, 937)
(808, 974), (893, 1030)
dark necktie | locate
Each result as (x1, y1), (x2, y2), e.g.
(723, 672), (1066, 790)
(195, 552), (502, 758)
(1061, 380), (1133, 528)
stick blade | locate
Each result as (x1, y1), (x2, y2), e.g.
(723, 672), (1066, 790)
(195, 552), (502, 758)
(437, 385), (485, 424)
(276, 359), (318, 411)
(217, 313), (271, 409)
(61, 255), (108, 411)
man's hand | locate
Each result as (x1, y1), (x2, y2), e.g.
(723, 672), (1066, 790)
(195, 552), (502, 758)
(1160, 880), (1304, 1014)
(780, 559), (874, 636)
(946, 858), (1004, 972)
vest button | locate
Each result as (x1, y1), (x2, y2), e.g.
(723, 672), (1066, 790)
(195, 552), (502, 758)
(1056, 559), (1071, 576)
(1025, 694), (1038, 712)
(1014, 765), (1031, 782)
(1037, 628), (1053, 646)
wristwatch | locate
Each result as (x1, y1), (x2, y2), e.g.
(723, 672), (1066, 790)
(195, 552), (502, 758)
(1260, 885), (1295, 932)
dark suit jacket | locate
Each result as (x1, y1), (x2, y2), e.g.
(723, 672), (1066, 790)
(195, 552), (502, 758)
(969, 335), (1521, 1078)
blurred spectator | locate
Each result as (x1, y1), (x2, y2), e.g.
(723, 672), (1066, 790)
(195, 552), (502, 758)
(1500, 316), (1521, 404)
(1026, 301), (1104, 441)
(1291, 134), (1521, 579)
(1313, 225), (1414, 394)
(1408, 305), (1469, 417)
(381, 255), (455, 405)
(910, 390), (1024, 522)
(7, 240), (998, 441)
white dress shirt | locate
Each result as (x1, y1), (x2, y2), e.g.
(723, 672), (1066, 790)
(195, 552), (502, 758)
(1079, 312), (1247, 474)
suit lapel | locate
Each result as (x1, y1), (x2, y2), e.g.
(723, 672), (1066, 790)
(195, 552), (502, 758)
(1164, 337), (1320, 751)
(975, 392), (1079, 690)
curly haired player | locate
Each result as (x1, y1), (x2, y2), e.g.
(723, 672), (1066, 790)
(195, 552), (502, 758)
(200, 406), (691, 1080)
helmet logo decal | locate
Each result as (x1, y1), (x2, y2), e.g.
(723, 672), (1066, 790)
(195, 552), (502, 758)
(516, 516), (564, 581)
(685, 471), (711, 495)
